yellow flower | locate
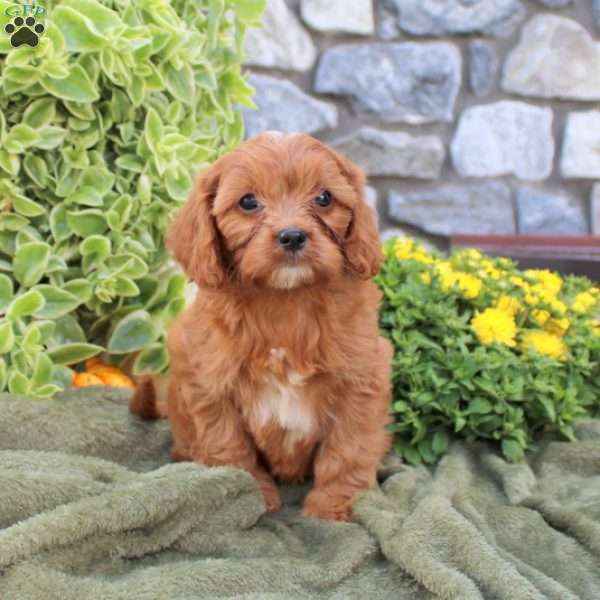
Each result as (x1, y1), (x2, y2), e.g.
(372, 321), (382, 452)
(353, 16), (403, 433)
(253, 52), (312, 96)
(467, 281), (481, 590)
(436, 260), (452, 272)
(394, 238), (433, 264)
(480, 259), (502, 280)
(525, 269), (562, 295)
(549, 298), (567, 315)
(521, 330), (567, 361)
(510, 276), (527, 289)
(514, 278), (539, 305)
(394, 239), (414, 260)
(420, 272), (432, 285)
(532, 309), (550, 326)
(414, 251), (434, 265)
(545, 317), (570, 337)
(455, 273), (482, 299)
(471, 308), (517, 347)
(524, 289), (539, 305)
(463, 248), (483, 260)
(436, 262), (481, 299)
(435, 261), (455, 289)
(454, 248), (483, 266)
(527, 284), (567, 315)
(496, 295), (521, 317)
(572, 291), (597, 313)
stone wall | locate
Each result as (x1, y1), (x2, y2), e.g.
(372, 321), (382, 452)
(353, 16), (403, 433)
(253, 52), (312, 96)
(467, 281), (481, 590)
(241, 0), (600, 241)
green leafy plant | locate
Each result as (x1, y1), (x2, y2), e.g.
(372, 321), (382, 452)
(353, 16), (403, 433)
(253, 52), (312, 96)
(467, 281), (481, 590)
(377, 238), (600, 464)
(0, 0), (264, 397)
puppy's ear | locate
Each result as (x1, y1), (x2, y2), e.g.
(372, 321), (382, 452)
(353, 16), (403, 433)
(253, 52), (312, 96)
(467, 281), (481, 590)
(333, 152), (383, 279)
(166, 163), (225, 288)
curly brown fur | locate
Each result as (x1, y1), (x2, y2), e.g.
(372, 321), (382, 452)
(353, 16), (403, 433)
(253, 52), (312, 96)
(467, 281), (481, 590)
(131, 133), (392, 521)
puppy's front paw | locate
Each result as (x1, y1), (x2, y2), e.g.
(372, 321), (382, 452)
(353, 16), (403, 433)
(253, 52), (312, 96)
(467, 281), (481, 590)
(302, 489), (353, 522)
(258, 478), (282, 512)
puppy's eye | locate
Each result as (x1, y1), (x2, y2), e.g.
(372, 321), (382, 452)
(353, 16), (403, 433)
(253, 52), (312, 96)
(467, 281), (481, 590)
(239, 194), (260, 213)
(314, 190), (332, 208)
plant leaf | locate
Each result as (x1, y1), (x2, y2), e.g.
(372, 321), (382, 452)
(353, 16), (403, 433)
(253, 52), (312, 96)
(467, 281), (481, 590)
(52, 314), (87, 345)
(165, 165), (192, 201)
(133, 342), (169, 374)
(13, 194), (46, 218)
(23, 98), (56, 128)
(63, 279), (93, 302)
(4, 124), (40, 153)
(108, 309), (159, 354)
(144, 108), (163, 153)
(52, 5), (108, 52)
(13, 242), (51, 287)
(231, 0), (267, 21)
(47, 343), (104, 365)
(0, 274), (14, 311)
(6, 290), (45, 319)
(35, 126), (68, 150)
(66, 209), (108, 237)
(50, 206), (71, 242)
(32, 353), (53, 387)
(8, 371), (29, 395)
(502, 439), (525, 463)
(0, 358), (6, 392)
(23, 155), (49, 187)
(66, 186), (104, 207)
(432, 431), (449, 455)
(0, 320), (15, 354)
(41, 65), (99, 103)
(34, 285), (82, 319)
(162, 62), (195, 104)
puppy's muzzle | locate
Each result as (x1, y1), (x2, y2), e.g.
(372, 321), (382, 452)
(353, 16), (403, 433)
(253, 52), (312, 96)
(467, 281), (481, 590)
(278, 228), (307, 253)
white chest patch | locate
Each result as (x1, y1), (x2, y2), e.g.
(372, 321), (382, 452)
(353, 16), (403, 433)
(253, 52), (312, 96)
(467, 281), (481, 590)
(254, 350), (315, 444)
(255, 376), (314, 434)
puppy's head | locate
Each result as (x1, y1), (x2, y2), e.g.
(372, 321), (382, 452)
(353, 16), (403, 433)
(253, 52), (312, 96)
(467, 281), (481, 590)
(167, 133), (382, 290)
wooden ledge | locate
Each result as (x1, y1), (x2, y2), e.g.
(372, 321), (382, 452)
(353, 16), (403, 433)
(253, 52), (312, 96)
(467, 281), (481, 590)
(449, 235), (600, 279)
(450, 235), (600, 261)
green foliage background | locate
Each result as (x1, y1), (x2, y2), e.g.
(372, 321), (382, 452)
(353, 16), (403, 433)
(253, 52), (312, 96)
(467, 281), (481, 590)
(0, 0), (264, 397)
(376, 239), (600, 464)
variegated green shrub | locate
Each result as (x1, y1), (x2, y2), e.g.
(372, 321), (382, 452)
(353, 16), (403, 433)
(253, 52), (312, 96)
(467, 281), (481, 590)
(0, 0), (263, 397)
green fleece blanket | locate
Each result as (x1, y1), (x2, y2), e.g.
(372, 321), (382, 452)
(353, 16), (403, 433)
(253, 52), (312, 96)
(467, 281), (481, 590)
(1, 389), (599, 600)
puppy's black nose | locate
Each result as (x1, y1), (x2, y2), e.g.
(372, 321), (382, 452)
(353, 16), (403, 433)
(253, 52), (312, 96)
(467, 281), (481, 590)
(278, 228), (307, 252)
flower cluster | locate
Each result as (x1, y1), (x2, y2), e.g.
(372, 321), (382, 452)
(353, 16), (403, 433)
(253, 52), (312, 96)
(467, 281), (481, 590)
(393, 239), (599, 363)
(376, 238), (600, 465)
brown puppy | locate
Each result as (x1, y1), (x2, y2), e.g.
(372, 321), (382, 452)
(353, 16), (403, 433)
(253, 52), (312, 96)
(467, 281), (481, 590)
(131, 132), (393, 521)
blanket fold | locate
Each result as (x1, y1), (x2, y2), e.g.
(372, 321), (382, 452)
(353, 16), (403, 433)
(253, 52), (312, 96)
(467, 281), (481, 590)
(1, 389), (599, 600)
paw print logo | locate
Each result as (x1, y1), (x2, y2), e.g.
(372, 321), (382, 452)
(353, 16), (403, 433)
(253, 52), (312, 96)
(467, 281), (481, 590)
(4, 16), (45, 48)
